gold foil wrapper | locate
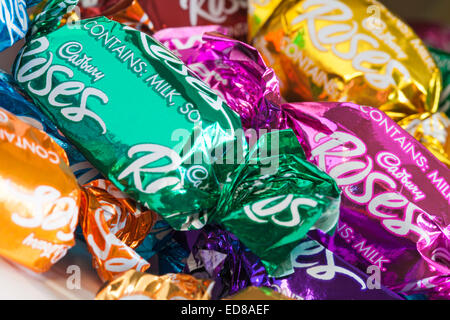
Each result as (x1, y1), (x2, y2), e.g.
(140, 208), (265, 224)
(249, 0), (442, 123)
(224, 287), (295, 300)
(80, 179), (158, 282)
(398, 112), (450, 167)
(95, 270), (214, 300)
(0, 108), (80, 272)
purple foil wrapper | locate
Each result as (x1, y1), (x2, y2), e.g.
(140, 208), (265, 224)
(155, 26), (450, 299)
(182, 226), (403, 300)
(282, 102), (450, 300)
(154, 26), (283, 142)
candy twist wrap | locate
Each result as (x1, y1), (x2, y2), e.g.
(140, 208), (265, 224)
(0, 0), (43, 52)
(0, 107), (158, 277)
(80, 179), (158, 282)
(154, 26), (284, 140)
(0, 107), (80, 272)
(182, 226), (403, 300)
(135, 219), (190, 274)
(154, 27), (449, 298)
(282, 102), (450, 299)
(13, 0), (341, 275)
(95, 270), (214, 300)
(0, 69), (102, 184)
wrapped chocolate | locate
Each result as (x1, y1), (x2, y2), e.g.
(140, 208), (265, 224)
(0, 102), (156, 277)
(139, 0), (247, 40)
(0, 107), (80, 272)
(14, 0), (341, 275)
(0, 69), (102, 184)
(80, 179), (158, 281)
(0, 0), (43, 52)
(153, 26), (283, 139)
(154, 30), (449, 298)
(183, 225), (403, 300)
(248, 0), (442, 124)
(282, 102), (450, 299)
(95, 269), (214, 300)
(136, 219), (190, 274)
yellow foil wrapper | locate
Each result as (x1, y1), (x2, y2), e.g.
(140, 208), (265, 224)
(80, 179), (158, 282)
(249, 0), (442, 123)
(0, 108), (80, 273)
(95, 270), (214, 300)
(223, 287), (295, 300)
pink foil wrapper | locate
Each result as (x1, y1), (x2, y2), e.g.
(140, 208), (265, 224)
(154, 26), (450, 299)
(154, 26), (283, 142)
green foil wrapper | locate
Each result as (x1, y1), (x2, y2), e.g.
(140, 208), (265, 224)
(13, 0), (340, 275)
(429, 46), (450, 116)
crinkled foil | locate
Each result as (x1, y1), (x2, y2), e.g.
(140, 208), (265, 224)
(80, 179), (157, 281)
(248, 0), (442, 124)
(95, 270), (214, 300)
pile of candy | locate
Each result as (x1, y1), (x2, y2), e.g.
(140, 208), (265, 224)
(0, 0), (448, 300)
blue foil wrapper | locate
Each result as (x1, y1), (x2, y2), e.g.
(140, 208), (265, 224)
(0, 69), (102, 184)
(0, 0), (42, 52)
(182, 225), (404, 300)
(136, 219), (189, 274)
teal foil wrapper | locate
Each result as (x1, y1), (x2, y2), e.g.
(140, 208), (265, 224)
(13, 0), (340, 274)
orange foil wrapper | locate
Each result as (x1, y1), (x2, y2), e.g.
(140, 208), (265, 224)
(95, 270), (214, 300)
(249, 0), (442, 123)
(0, 108), (80, 273)
(80, 179), (157, 282)
(38, 0), (154, 34)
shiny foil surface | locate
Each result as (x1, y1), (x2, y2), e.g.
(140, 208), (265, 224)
(14, 0), (342, 276)
(249, 0), (442, 123)
(95, 270), (214, 300)
(154, 26), (283, 140)
(155, 29), (449, 298)
(154, 24), (450, 168)
(183, 225), (403, 300)
(280, 101), (449, 299)
(0, 107), (80, 272)
(0, 69), (102, 184)
(80, 179), (158, 281)
(427, 47), (450, 117)
(0, 0), (43, 52)
(74, 0), (154, 33)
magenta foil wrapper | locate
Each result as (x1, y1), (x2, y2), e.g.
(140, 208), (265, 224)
(156, 26), (450, 299)
(182, 226), (402, 300)
(153, 26), (283, 142)
(283, 102), (450, 299)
